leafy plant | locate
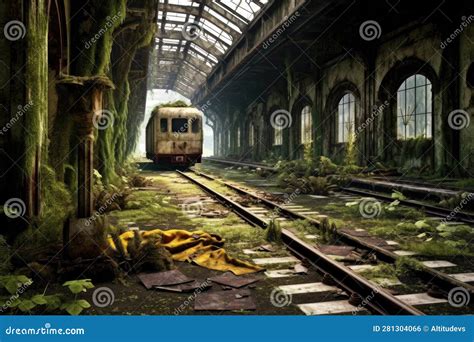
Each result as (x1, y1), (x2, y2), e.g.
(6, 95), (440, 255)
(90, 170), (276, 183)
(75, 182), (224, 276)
(391, 190), (407, 200)
(0, 275), (32, 295)
(318, 156), (338, 176)
(319, 218), (337, 243)
(0, 276), (93, 315)
(266, 219), (282, 244)
(63, 279), (94, 294)
(60, 279), (94, 315)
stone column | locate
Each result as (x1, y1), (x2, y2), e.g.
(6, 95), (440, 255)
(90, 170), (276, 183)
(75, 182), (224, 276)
(57, 75), (114, 259)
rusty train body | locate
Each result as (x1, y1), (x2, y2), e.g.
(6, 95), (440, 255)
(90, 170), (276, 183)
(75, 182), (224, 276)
(146, 107), (203, 166)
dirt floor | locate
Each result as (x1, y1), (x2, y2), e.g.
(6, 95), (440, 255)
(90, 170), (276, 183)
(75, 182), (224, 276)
(84, 167), (334, 315)
(29, 161), (472, 316)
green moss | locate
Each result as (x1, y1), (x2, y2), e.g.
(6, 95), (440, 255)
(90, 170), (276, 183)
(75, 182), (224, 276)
(150, 101), (190, 118)
(405, 240), (473, 257)
(343, 131), (357, 167)
(395, 256), (424, 275)
(24, 0), (48, 177)
(359, 263), (397, 280)
(14, 165), (73, 251)
(69, 0), (126, 76)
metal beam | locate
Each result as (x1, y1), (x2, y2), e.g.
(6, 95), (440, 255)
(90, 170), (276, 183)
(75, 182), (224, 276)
(205, 1), (248, 29)
(156, 30), (225, 57)
(161, 19), (231, 48)
(156, 51), (212, 73)
(158, 3), (240, 40)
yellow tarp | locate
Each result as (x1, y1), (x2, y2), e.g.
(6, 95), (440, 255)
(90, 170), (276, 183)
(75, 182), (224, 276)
(108, 229), (264, 275)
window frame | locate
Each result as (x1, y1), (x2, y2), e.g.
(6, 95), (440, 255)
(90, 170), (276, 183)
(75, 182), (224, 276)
(396, 74), (433, 140)
(237, 126), (241, 148)
(249, 123), (255, 147)
(171, 118), (189, 133)
(300, 105), (312, 144)
(273, 126), (283, 146)
(191, 117), (200, 133)
(337, 92), (356, 144)
(160, 118), (168, 133)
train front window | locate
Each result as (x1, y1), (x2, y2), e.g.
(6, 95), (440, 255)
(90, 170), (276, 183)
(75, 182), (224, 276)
(191, 118), (200, 133)
(160, 118), (167, 133)
(172, 118), (188, 133)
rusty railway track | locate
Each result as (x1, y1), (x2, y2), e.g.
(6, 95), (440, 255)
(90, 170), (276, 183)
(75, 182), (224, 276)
(341, 187), (474, 225)
(203, 157), (474, 225)
(176, 169), (424, 315)
(181, 168), (474, 302)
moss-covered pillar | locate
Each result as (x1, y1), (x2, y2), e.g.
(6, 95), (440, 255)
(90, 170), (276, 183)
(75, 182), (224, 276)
(313, 68), (323, 160)
(57, 76), (113, 218)
(362, 49), (377, 165)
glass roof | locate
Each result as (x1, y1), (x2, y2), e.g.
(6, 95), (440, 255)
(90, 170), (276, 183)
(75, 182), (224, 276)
(150, 0), (269, 98)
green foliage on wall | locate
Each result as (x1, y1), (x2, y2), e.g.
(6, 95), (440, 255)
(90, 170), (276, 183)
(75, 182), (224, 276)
(69, 0), (126, 76)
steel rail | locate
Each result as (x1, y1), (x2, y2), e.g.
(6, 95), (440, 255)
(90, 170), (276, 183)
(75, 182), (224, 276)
(177, 170), (424, 315)
(341, 187), (474, 225)
(202, 157), (276, 172)
(188, 168), (474, 299)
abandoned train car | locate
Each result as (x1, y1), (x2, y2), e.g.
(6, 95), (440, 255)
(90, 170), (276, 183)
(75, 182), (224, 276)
(146, 107), (203, 166)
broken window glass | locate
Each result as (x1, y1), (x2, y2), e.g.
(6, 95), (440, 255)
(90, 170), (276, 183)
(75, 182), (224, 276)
(397, 74), (432, 140)
(172, 118), (188, 133)
(337, 93), (356, 143)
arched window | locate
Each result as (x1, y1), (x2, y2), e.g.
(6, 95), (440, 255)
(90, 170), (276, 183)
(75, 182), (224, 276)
(219, 132), (223, 154)
(273, 127), (283, 146)
(237, 127), (241, 148)
(337, 93), (356, 143)
(397, 74), (432, 140)
(301, 105), (312, 143)
(249, 123), (255, 147)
